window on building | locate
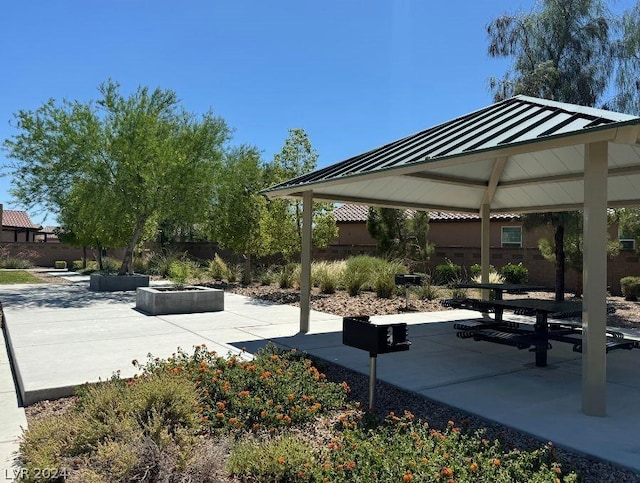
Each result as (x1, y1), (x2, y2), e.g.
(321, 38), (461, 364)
(618, 228), (636, 250)
(501, 226), (522, 248)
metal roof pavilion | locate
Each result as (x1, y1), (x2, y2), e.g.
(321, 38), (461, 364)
(263, 95), (640, 417)
(265, 95), (640, 214)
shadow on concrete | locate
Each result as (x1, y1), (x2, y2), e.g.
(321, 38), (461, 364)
(0, 284), (136, 310)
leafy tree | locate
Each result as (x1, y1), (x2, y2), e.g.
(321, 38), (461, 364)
(536, 213), (620, 297)
(208, 145), (267, 283)
(262, 129), (338, 259)
(612, 1), (640, 114)
(367, 208), (434, 270)
(487, 0), (614, 300)
(487, 0), (613, 104)
(4, 80), (230, 275)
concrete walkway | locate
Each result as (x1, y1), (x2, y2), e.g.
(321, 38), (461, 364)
(1, 280), (640, 477)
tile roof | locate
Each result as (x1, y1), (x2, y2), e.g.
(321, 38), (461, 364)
(2, 210), (42, 229)
(334, 204), (520, 223)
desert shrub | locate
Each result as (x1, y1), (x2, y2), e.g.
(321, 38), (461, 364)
(500, 262), (529, 284)
(373, 260), (406, 299)
(54, 260), (67, 269)
(148, 250), (187, 278)
(0, 257), (33, 269)
(140, 344), (349, 434)
(277, 263), (299, 289)
(620, 276), (640, 301)
(101, 257), (121, 273)
(258, 268), (276, 286)
(132, 256), (149, 274)
(342, 256), (386, 295)
(226, 264), (243, 283)
(469, 263), (497, 278)
(168, 261), (194, 289)
(227, 434), (319, 481)
(19, 372), (200, 483)
(313, 261), (345, 294)
(414, 280), (440, 300)
(449, 285), (468, 299)
(316, 413), (577, 483)
(208, 254), (228, 280)
(434, 259), (462, 285)
(472, 271), (505, 284)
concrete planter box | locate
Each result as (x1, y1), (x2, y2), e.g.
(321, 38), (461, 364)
(136, 286), (224, 315)
(89, 273), (150, 292)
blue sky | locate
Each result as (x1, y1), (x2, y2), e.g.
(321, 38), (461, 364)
(0, 1), (631, 225)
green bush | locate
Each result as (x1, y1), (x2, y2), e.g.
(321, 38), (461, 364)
(343, 256), (385, 295)
(141, 344), (348, 433)
(434, 259), (462, 285)
(168, 260), (194, 289)
(277, 263), (299, 289)
(470, 263), (497, 278)
(500, 262), (529, 284)
(19, 371), (200, 483)
(620, 276), (640, 301)
(227, 264), (243, 284)
(0, 257), (34, 269)
(374, 260), (406, 299)
(313, 261), (345, 294)
(315, 413), (577, 483)
(258, 268), (276, 286)
(54, 260), (67, 269)
(228, 412), (577, 483)
(148, 250), (187, 277)
(227, 434), (319, 481)
(208, 254), (228, 280)
(413, 281), (440, 300)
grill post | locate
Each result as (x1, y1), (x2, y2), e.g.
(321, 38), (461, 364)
(369, 353), (377, 409)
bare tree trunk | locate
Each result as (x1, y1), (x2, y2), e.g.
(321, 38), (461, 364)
(82, 246), (87, 269)
(119, 219), (147, 275)
(96, 240), (104, 271)
(554, 224), (565, 302)
(242, 253), (252, 285)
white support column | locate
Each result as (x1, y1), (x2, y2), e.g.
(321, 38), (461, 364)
(480, 203), (491, 300)
(300, 191), (313, 333)
(582, 141), (608, 416)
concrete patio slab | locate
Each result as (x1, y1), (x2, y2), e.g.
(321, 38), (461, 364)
(1, 281), (640, 477)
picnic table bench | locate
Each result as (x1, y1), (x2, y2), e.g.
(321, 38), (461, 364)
(443, 297), (638, 367)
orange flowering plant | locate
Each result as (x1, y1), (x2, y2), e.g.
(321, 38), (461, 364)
(136, 343), (348, 432)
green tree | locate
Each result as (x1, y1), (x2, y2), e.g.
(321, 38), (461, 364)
(367, 208), (434, 270)
(487, 0), (614, 300)
(4, 80), (230, 275)
(208, 145), (267, 283)
(537, 213), (621, 296)
(487, 0), (613, 104)
(262, 129), (338, 259)
(612, 1), (640, 114)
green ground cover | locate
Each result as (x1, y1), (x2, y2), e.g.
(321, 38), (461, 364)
(0, 271), (42, 284)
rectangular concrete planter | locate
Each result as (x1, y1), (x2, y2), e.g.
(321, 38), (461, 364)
(90, 273), (150, 292)
(136, 286), (224, 315)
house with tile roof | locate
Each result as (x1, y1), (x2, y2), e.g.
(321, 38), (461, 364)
(332, 204), (526, 250)
(1, 207), (43, 242)
(328, 204), (637, 295)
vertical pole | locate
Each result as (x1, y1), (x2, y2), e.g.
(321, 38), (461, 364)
(480, 203), (491, 300)
(300, 191), (313, 334)
(369, 353), (377, 409)
(582, 141), (608, 416)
